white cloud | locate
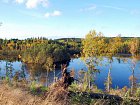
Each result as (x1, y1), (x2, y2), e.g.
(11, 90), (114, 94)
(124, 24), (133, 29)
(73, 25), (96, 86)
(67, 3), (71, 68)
(15, 0), (24, 4)
(44, 12), (50, 18)
(26, 0), (49, 8)
(26, 0), (39, 8)
(80, 4), (97, 12)
(102, 5), (127, 12)
(81, 4), (128, 13)
(14, 0), (49, 8)
(52, 10), (61, 16)
(44, 10), (61, 18)
(80, 4), (103, 16)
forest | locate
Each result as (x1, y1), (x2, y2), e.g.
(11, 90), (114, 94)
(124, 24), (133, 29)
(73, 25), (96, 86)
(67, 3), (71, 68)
(0, 30), (140, 105)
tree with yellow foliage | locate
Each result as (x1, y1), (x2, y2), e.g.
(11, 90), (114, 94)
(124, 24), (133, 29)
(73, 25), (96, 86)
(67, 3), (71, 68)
(82, 30), (107, 89)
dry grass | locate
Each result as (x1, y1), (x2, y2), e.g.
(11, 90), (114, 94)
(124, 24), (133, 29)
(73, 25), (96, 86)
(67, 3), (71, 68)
(44, 87), (70, 105)
(0, 81), (70, 105)
(0, 83), (42, 105)
(0, 81), (139, 105)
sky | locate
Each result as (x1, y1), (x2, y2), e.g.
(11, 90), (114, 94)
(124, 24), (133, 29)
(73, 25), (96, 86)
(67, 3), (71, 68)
(0, 0), (140, 39)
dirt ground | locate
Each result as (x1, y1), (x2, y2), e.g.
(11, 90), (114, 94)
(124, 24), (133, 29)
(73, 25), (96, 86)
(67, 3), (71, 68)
(0, 84), (43, 105)
(0, 83), (70, 105)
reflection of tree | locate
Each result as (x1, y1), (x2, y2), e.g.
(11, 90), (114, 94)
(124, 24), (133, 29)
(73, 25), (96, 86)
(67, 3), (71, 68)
(0, 61), (1, 75)
(27, 63), (56, 86)
(5, 61), (14, 81)
(53, 64), (56, 83)
(0, 56), (18, 62)
(27, 64), (42, 82)
(20, 63), (26, 79)
(116, 57), (121, 63)
(43, 57), (54, 86)
(39, 72), (47, 86)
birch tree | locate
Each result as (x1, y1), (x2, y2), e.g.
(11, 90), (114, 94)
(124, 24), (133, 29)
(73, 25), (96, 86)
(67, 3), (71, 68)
(82, 30), (107, 89)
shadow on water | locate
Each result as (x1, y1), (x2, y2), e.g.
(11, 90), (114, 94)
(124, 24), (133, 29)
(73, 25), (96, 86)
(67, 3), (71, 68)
(1, 56), (140, 89)
(0, 56), (69, 86)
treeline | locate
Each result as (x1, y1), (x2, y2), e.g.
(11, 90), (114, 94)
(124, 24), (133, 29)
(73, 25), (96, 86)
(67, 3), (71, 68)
(0, 36), (140, 56)
(0, 37), (81, 55)
(55, 38), (81, 55)
(104, 37), (140, 55)
(0, 34), (140, 68)
(0, 37), (82, 68)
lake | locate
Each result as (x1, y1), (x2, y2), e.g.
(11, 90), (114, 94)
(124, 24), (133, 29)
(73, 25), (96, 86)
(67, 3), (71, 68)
(0, 57), (140, 89)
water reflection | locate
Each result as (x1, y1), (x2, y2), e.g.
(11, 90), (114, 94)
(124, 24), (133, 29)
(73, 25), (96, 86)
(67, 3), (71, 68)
(25, 63), (62, 86)
(0, 56), (140, 89)
(5, 61), (13, 80)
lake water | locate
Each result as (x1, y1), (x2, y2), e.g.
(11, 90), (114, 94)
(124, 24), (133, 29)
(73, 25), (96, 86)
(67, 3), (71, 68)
(0, 57), (140, 89)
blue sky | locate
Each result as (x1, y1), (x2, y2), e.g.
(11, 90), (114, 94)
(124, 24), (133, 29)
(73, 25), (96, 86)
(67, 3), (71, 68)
(0, 0), (140, 39)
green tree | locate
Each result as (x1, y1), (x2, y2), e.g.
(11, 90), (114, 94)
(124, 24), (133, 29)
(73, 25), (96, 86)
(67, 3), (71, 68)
(105, 36), (122, 92)
(82, 30), (107, 89)
(129, 38), (139, 56)
(128, 38), (139, 95)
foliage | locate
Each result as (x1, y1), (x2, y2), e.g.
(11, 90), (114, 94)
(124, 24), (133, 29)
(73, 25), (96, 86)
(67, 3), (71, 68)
(70, 92), (92, 105)
(82, 30), (107, 89)
(1, 31), (140, 104)
(0, 38), (81, 65)
(128, 38), (139, 56)
(129, 43), (139, 95)
(135, 88), (140, 97)
(107, 36), (123, 56)
(29, 80), (48, 95)
(82, 30), (107, 58)
(22, 42), (71, 70)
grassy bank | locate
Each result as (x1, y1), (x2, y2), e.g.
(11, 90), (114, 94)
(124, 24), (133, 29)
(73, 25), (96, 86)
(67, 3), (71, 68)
(0, 78), (140, 105)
